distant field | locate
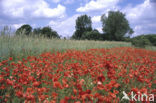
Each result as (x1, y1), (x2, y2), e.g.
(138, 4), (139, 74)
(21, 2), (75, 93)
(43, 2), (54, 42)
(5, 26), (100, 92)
(0, 35), (132, 61)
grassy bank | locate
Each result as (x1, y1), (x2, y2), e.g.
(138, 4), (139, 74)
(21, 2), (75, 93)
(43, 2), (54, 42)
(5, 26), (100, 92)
(0, 35), (131, 61)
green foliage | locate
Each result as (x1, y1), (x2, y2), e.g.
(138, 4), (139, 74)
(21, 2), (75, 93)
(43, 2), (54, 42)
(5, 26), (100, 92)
(16, 24), (32, 35)
(81, 29), (102, 40)
(32, 26), (60, 38)
(131, 34), (156, 48)
(33, 28), (42, 35)
(123, 37), (131, 42)
(131, 36), (152, 48)
(16, 25), (60, 38)
(143, 34), (156, 46)
(128, 28), (134, 35)
(101, 11), (133, 41)
(72, 14), (92, 39)
(41, 26), (60, 38)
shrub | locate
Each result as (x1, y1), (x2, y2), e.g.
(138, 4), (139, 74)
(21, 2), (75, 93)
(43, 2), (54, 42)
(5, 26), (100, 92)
(41, 26), (60, 38)
(81, 30), (101, 40)
(16, 24), (32, 36)
(131, 37), (151, 48)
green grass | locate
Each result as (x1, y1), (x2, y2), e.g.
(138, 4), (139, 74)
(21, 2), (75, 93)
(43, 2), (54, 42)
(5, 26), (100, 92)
(145, 46), (156, 51)
(0, 35), (132, 61)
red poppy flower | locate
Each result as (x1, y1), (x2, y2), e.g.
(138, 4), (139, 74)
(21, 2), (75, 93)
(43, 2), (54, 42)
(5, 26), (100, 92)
(33, 81), (40, 87)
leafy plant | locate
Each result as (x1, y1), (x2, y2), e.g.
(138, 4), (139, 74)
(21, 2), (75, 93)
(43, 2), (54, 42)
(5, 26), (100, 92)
(131, 37), (151, 48)
(101, 11), (133, 41)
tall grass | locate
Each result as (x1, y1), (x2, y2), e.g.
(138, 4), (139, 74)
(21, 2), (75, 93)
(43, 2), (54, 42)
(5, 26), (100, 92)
(0, 35), (132, 61)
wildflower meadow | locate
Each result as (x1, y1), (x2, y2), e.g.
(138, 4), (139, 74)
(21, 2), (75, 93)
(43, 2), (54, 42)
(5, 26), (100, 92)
(0, 47), (155, 103)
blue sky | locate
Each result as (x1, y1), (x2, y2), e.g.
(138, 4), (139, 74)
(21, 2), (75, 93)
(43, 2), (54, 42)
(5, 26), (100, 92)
(0, 0), (156, 37)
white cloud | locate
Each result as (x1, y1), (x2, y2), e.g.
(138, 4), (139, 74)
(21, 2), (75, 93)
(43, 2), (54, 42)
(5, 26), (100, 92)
(0, 0), (66, 18)
(49, 21), (58, 26)
(76, 0), (119, 12)
(123, 0), (156, 36)
(12, 23), (25, 29)
(92, 16), (101, 23)
(49, 14), (80, 37)
(123, 0), (151, 22)
(96, 27), (102, 33)
(32, 4), (66, 18)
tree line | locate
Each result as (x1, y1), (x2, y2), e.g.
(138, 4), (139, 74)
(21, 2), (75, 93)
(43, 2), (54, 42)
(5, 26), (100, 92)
(14, 10), (156, 48)
(72, 11), (134, 41)
(16, 25), (60, 38)
(130, 34), (156, 48)
(16, 11), (133, 41)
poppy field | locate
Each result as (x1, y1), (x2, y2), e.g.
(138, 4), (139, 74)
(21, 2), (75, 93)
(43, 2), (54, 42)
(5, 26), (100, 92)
(0, 47), (156, 103)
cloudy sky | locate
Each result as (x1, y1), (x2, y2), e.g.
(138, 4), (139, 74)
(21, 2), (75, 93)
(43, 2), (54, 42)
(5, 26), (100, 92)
(0, 0), (156, 37)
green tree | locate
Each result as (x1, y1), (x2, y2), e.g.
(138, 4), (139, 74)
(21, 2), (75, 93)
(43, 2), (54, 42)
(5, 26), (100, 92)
(131, 36), (151, 48)
(82, 29), (101, 40)
(130, 34), (156, 47)
(101, 11), (133, 41)
(72, 14), (92, 39)
(16, 24), (32, 35)
(41, 26), (60, 38)
(143, 34), (156, 46)
(33, 28), (42, 35)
